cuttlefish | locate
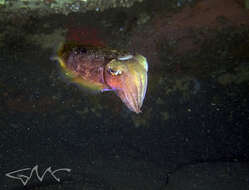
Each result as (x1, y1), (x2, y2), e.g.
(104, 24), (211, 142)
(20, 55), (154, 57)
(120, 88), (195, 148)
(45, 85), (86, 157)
(54, 43), (148, 113)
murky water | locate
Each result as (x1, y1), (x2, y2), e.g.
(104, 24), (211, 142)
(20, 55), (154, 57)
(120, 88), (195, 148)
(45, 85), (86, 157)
(1, 0), (249, 189)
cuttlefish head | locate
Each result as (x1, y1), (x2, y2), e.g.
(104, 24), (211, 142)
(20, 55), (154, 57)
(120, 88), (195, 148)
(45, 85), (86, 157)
(104, 54), (148, 113)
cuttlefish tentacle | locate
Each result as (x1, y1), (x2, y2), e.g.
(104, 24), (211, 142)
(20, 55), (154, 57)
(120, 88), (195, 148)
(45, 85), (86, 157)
(105, 54), (148, 113)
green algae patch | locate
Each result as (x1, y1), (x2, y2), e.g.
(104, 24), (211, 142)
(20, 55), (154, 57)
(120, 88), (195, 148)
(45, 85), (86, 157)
(163, 76), (200, 98)
(217, 64), (249, 86)
(246, 0), (249, 9)
(161, 111), (170, 121)
(217, 73), (236, 86)
(234, 65), (249, 84)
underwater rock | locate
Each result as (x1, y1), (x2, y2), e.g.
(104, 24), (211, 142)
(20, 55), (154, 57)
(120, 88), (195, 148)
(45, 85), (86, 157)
(0, 0), (144, 16)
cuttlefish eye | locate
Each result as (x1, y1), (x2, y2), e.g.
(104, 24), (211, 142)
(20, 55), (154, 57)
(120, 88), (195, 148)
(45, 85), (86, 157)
(108, 67), (122, 76)
(104, 59), (128, 90)
(106, 58), (128, 77)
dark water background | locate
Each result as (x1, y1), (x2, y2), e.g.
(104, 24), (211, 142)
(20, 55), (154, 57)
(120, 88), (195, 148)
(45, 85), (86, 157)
(0, 0), (249, 189)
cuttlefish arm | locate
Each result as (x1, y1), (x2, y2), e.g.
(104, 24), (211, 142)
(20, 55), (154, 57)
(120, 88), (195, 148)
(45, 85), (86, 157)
(104, 54), (148, 113)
